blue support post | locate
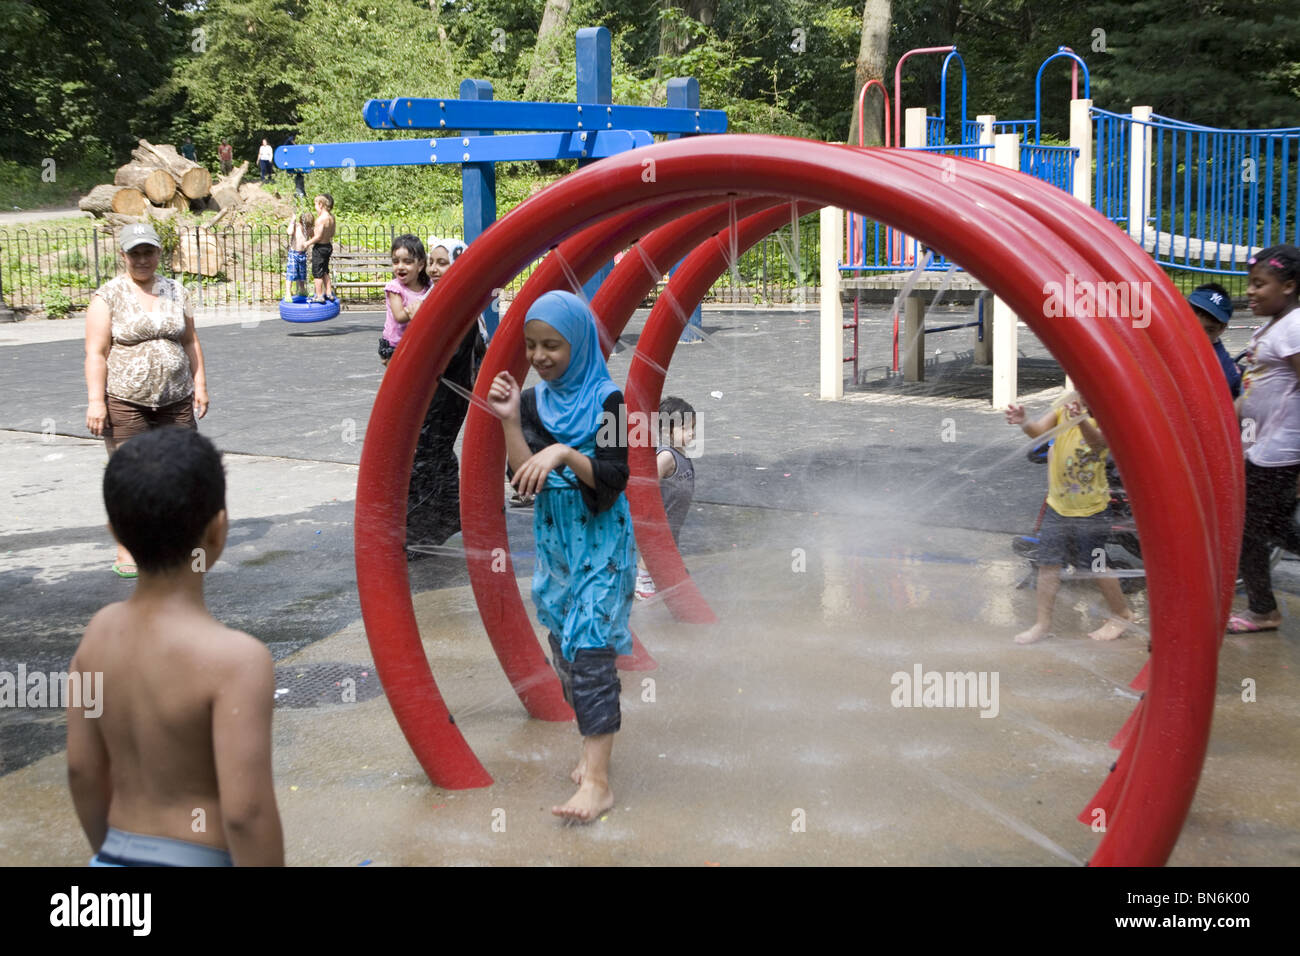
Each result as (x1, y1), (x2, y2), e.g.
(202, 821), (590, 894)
(461, 79), (499, 338)
(577, 28), (615, 306)
(666, 77), (704, 342)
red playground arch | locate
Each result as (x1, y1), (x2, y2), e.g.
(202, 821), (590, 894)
(354, 135), (1242, 866)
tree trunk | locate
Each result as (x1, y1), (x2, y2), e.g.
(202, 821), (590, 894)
(179, 166), (212, 200)
(523, 0), (572, 100)
(655, 1), (716, 73)
(79, 184), (126, 216)
(115, 163), (177, 203)
(111, 187), (149, 216)
(131, 140), (198, 181)
(129, 140), (211, 198)
(848, 0), (891, 146)
(171, 227), (224, 277)
(103, 212), (144, 231)
(211, 161), (248, 211)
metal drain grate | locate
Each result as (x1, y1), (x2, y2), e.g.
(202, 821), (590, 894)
(272, 662), (384, 709)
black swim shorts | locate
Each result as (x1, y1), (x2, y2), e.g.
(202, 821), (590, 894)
(1037, 505), (1111, 567)
(311, 242), (333, 279)
(548, 631), (621, 737)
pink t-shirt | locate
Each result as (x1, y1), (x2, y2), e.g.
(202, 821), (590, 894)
(382, 277), (431, 347)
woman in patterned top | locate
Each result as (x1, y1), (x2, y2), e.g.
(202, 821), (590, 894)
(84, 223), (210, 578)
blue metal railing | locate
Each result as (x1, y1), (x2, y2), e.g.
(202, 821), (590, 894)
(925, 115), (946, 147)
(1092, 108), (1130, 230)
(843, 144), (993, 273)
(993, 119), (1038, 143)
(1020, 143), (1076, 194)
(1092, 107), (1300, 274)
(962, 119), (983, 145)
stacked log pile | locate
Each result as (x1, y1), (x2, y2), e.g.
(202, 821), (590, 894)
(79, 140), (217, 222)
(78, 141), (300, 276)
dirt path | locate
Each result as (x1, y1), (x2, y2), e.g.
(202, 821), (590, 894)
(0, 206), (89, 225)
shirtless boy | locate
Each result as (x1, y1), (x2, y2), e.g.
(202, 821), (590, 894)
(305, 193), (336, 303)
(67, 427), (283, 866)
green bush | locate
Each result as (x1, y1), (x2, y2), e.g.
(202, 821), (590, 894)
(44, 288), (74, 319)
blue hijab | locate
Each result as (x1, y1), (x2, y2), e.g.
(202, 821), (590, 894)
(530, 291), (618, 450)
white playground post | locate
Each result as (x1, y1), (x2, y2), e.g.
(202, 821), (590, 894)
(819, 204), (844, 400)
(1070, 99), (1093, 207)
(904, 107), (927, 148)
(991, 132), (1021, 409)
(1128, 105), (1153, 244)
(972, 114), (996, 367)
(1062, 98), (1095, 397)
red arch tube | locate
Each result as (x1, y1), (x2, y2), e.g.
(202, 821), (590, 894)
(623, 201), (821, 620)
(862, 147), (1239, 864)
(356, 137), (1235, 867)
(586, 196), (792, 623)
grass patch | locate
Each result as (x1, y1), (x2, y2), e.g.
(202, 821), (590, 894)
(0, 159), (111, 211)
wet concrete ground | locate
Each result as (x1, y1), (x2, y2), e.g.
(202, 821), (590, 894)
(0, 303), (1296, 865)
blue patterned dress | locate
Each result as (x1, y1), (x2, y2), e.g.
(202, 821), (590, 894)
(520, 389), (637, 661)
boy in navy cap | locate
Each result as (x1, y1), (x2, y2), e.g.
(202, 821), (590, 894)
(1188, 283), (1240, 398)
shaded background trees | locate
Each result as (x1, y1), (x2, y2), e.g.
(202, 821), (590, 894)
(2, 0), (1296, 209)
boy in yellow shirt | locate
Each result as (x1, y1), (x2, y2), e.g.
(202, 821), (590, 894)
(1005, 393), (1135, 644)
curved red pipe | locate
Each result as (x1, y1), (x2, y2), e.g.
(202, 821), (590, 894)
(864, 147), (1239, 863)
(856, 78), (891, 148)
(587, 196), (790, 623)
(356, 137), (1234, 867)
(625, 201), (821, 617)
(893, 46), (955, 147)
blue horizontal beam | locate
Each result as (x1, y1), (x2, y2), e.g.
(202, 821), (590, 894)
(363, 97), (727, 134)
(275, 130), (653, 171)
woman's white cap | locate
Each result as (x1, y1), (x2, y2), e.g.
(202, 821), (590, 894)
(119, 223), (162, 251)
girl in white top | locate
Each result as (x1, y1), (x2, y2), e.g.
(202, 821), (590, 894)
(1231, 244), (1300, 632)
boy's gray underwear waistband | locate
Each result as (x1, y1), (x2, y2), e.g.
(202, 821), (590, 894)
(97, 826), (233, 867)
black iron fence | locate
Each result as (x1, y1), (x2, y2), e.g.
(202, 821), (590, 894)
(0, 217), (820, 314)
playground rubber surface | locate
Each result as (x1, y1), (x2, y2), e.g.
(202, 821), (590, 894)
(1, 305), (1297, 865)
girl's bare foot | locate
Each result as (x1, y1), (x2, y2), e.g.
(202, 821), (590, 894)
(570, 757), (587, 785)
(1014, 623), (1052, 645)
(553, 779), (614, 823)
(1089, 611), (1134, 641)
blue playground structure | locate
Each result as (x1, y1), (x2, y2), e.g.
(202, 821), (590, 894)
(275, 27), (726, 337)
(847, 44), (1300, 280)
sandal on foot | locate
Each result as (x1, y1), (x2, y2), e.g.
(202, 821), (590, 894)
(112, 562), (138, 579)
(1226, 614), (1279, 634)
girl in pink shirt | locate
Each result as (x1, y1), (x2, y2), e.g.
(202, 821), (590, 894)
(379, 234), (432, 365)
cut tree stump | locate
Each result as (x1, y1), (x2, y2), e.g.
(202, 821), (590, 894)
(102, 212), (143, 231)
(111, 187), (149, 216)
(179, 166), (212, 200)
(115, 163), (176, 204)
(79, 184), (125, 216)
(211, 161), (248, 211)
(130, 139), (211, 200)
(172, 227), (224, 277)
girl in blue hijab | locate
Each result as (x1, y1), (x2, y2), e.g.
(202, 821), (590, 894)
(487, 290), (636, 823)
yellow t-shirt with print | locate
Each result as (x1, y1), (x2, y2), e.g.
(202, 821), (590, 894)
(1046, 407), (1110, 517)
